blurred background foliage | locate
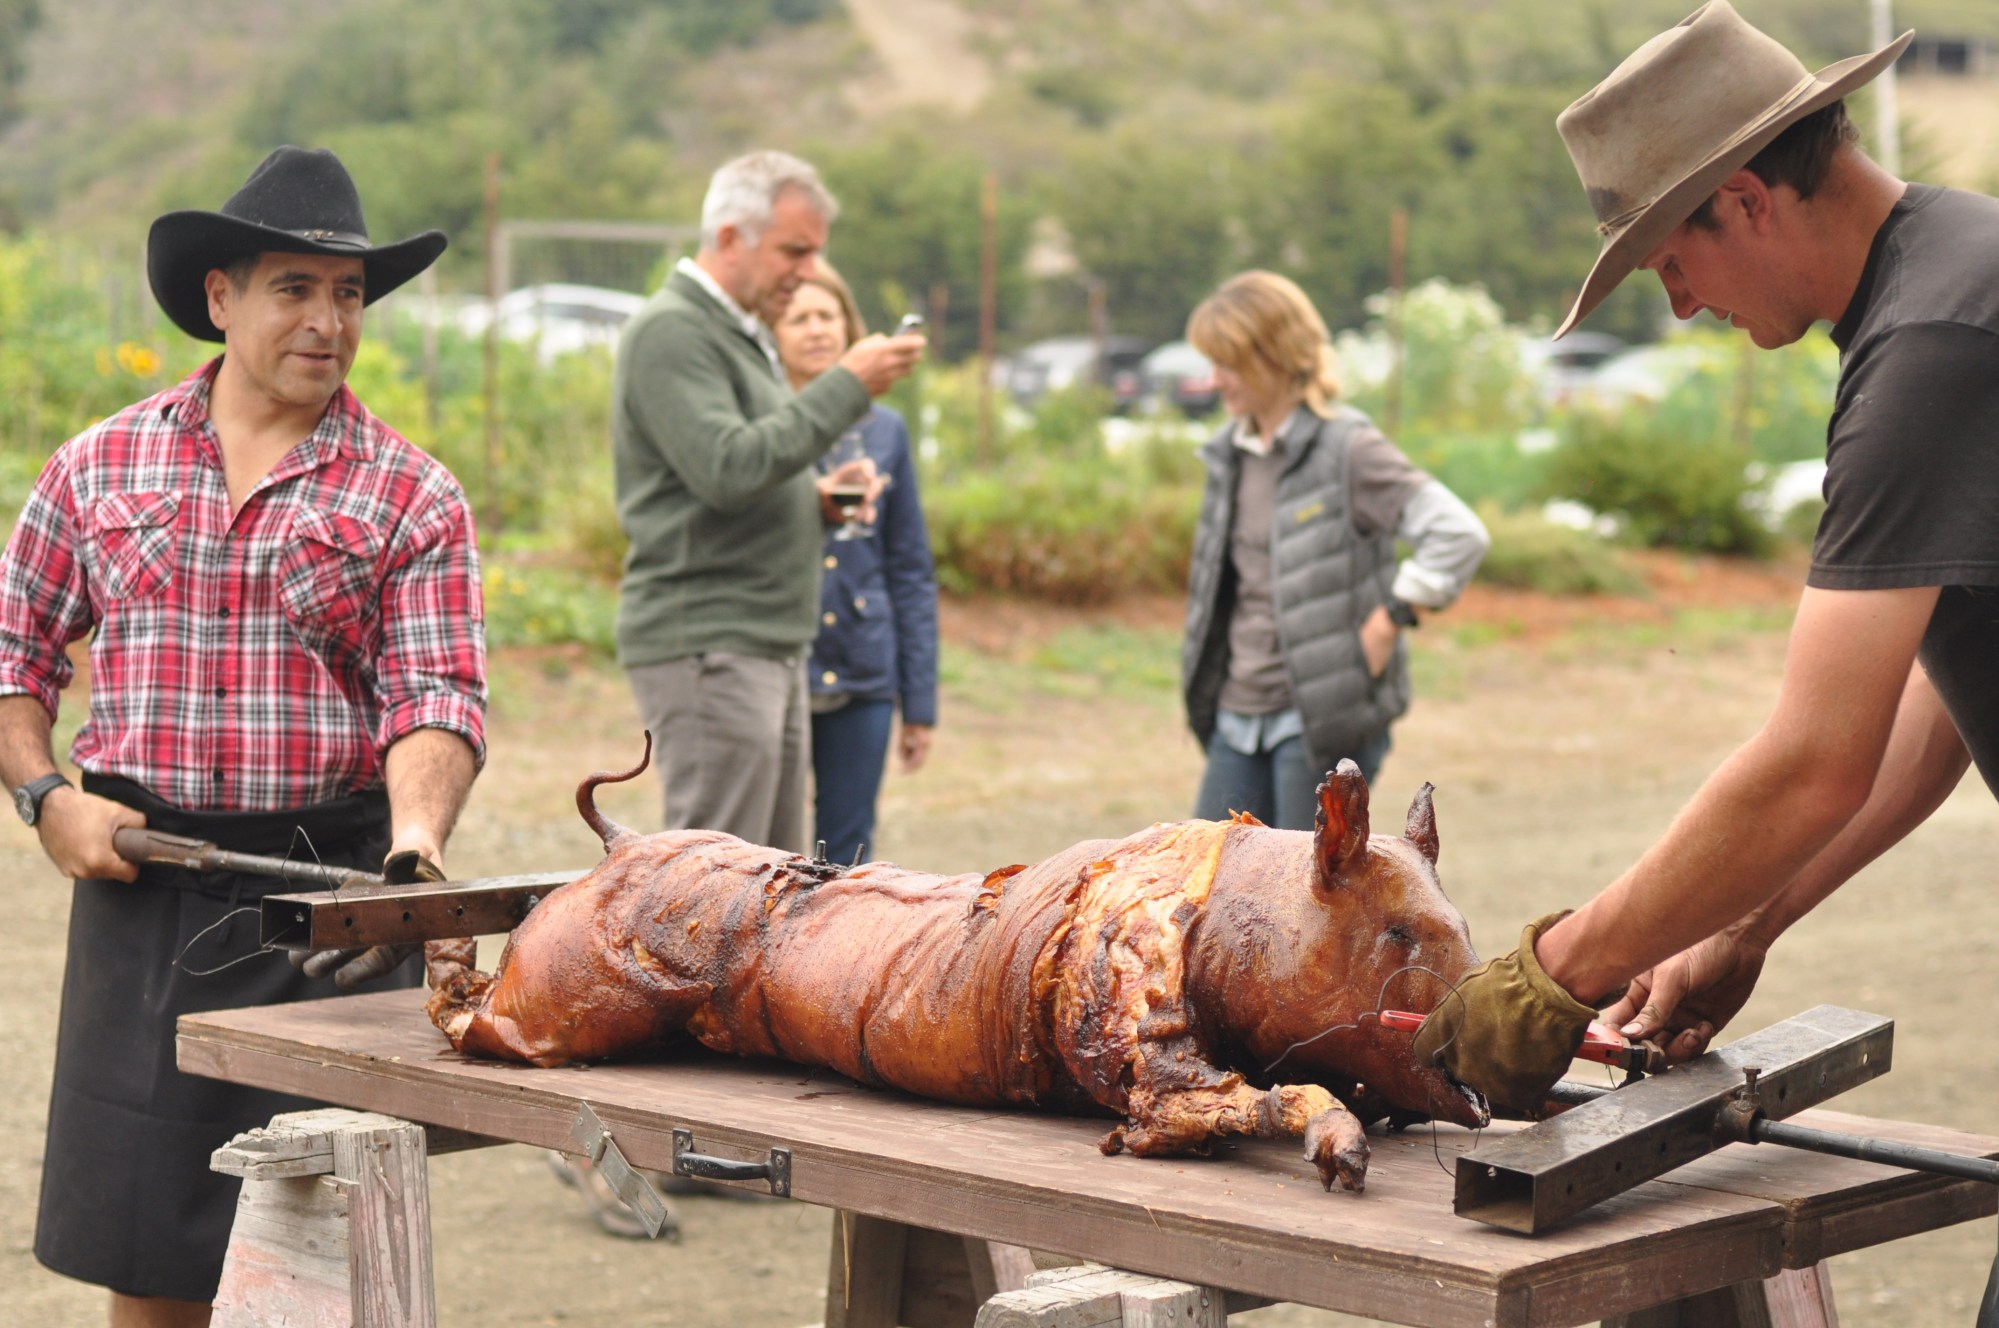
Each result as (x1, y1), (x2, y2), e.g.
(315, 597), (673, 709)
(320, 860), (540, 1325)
(0, 0), (1982, 647)
(5, 0), (1977, 333)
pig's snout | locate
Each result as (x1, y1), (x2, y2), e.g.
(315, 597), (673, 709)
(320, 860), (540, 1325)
(1425, 1067), (1491, 1129)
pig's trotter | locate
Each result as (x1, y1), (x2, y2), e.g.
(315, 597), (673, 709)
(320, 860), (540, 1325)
(1303, 1105), (1370, 1193)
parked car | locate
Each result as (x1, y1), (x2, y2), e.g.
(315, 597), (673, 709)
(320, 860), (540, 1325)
(433, 283), (648, 363)
(1138, 340), (1220, 418)
(498, 283), (648, 360)
(1571, 341), (1725, 410)
(1518, 330), (1626, 408)
(1004, 335), (1154, 411)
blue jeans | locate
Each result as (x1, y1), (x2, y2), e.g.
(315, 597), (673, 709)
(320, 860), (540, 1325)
(1192, 726), (1391, 831)
(811, 698), (896, 865)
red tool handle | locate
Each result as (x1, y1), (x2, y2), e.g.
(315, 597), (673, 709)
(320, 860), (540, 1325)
(1378, 1009), (1646, 1069)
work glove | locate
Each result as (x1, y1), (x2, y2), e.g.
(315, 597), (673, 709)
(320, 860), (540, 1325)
(1412, 911), (1598, 1117)
(293, 850), (444, 990)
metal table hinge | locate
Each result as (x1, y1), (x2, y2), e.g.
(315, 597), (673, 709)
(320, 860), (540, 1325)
(570, 1102), (672, 1238)
(672, 1127), (792, 1197)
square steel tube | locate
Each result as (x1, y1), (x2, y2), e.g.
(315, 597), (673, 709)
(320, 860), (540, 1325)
(258, 871), (578, 949)
(1454, 1005), (1893, 1233)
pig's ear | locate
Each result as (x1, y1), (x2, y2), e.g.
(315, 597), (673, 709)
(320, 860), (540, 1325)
(1405, 782), (1440, 865)
(1312, 760), (1371, 892)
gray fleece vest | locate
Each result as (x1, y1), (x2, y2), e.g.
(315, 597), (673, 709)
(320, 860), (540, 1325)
(1181, 407), (1411, 774)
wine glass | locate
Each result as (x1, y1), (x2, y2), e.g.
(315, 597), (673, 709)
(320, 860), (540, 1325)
(826, 428), (871, 542)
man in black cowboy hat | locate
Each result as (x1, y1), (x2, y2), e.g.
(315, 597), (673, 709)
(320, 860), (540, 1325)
(0, 146), (486, 1325)
(1418, 0), (1999, 1155)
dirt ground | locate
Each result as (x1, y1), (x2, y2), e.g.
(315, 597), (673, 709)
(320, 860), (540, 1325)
(5, 561), (1997, 1327)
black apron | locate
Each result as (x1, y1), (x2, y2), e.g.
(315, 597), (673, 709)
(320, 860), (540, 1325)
(34, 775), (418, 1302)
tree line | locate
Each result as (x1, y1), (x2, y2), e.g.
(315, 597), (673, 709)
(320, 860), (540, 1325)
(0, 0), (1907, 351)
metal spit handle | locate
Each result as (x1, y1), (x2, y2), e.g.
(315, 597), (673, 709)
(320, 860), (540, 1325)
(112, 826), (380, 890)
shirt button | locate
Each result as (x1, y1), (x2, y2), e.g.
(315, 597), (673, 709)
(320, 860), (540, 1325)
(212, 770), (225, 783)
(214, 687), (226, 699)
(218, 607), (231, 619)
(821, 671), (837, 686)
(824, 556), (837, 570)
(822, 612), (836, 626)
(854, 596), (867, 611)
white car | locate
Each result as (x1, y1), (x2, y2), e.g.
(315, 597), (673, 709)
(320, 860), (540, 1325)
(1572, 342), (1725, 410)
(460, 284), (649, 362)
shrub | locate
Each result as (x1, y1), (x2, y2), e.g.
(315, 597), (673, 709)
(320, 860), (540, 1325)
(925, 455), (1201, 603)
(1781, 497), (1826, 551)
(1473, 503), (1646, 597)
(365, 323), (615, 535)
(481, 560), (617, 654)
(1402, 428), (1548, 512)
(1639, 326), (1838, 465)
(1542, 411), (1774, 557)
(917, 363), (1204, 602)
(0, 235), (197, 458)
(1336, 279), (1536, 436)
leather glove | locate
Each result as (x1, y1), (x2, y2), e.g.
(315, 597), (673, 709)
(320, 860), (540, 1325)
(292, 850), (442, 990)
(1412, 911), (1598, 1117)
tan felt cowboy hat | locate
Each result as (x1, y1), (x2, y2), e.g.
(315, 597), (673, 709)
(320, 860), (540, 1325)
(148, 146), (447, 342)
(1553, 1), (1911, 338)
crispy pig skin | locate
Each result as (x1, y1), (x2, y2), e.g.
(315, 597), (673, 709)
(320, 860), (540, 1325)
(428, 740), (1488, 1192)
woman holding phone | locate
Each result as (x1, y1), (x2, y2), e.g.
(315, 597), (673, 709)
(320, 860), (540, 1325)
(770, 262), (939, 864)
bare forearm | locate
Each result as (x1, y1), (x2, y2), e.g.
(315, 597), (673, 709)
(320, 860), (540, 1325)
(1537, 586), (1942, 1003)
(0, 694), (145, 879)
(0, 694), (60, 790)
(383, 728), (478, 867)
(1738, 667), (1968, 948)
(1539, 732), (1866, 1000)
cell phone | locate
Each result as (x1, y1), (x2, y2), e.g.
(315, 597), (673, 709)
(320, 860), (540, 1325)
(895, 313), (926, 335)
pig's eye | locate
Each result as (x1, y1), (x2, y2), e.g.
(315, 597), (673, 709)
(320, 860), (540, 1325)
(1384, 924), (1415, 947)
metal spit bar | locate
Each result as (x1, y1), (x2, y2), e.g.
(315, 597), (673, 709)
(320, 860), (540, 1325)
(258, 871), (579, 949)
(1454, 1004), (1894, 1233)
(1746, 1116), (1999, 1185)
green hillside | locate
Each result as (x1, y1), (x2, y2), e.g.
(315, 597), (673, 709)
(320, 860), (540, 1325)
(1, 0), (1993, 346)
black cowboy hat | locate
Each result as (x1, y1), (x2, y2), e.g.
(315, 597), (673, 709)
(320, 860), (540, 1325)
(147, 145), (447, 342)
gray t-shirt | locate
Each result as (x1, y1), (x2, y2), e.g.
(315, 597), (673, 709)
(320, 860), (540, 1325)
(1219, 409), (1428, 715)
(1812, 184), (1999, 796)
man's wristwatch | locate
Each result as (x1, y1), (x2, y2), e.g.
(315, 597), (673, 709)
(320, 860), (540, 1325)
(1385, 596), (1421, 629)
(14, 772), (72, 826)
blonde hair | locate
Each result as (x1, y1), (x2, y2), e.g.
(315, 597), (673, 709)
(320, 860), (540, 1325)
(1186, 270), (1341, 415)
(791, 258), (867, 348)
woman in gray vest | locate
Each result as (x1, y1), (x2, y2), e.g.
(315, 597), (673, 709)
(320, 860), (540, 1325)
(1181, 271), (1488, 829)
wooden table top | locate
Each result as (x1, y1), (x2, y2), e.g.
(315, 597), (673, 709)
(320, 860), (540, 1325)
(178, 990), (1999, 1328)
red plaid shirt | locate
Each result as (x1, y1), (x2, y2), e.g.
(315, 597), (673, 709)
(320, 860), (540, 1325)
(0, 360), (486, 812)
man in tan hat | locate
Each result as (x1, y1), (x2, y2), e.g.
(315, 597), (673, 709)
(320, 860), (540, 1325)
(1418, 2), (1999, 1136)
(0, 146), (485, 1326)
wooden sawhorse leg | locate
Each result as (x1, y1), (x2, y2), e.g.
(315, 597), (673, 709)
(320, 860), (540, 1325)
(824, 1212), (1040, 1327)
(974, 1264), (1238, 1327)
(824, 1216), (1258, 1328)
(208, 1107), (440, 1328)
(1603, 1262), (1840, 1328)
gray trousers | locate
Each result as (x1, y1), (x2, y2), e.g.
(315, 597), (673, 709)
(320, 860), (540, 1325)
(625, 651), (810, 854)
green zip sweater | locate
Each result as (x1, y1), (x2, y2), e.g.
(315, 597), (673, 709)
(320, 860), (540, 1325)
(612, 269), (872, 666)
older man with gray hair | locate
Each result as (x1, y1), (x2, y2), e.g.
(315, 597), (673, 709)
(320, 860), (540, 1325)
(612, 149), (923, 858)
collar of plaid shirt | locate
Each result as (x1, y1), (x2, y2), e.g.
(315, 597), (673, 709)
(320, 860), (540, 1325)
(164, 357), (380, 474)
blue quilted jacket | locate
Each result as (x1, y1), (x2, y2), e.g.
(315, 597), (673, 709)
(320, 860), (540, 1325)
(808, 406), (939, 725)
